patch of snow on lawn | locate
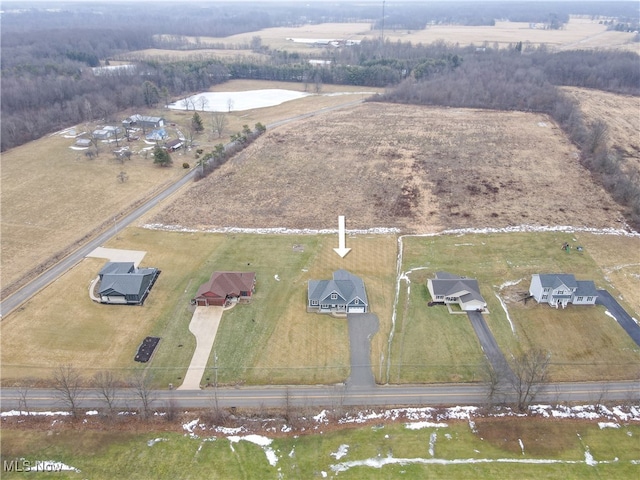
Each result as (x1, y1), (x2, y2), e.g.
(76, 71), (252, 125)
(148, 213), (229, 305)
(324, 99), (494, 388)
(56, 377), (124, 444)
(0, 410), (71, 417)
(228, 435), (278, 467)
(584, 447), (597, 467)
(518, 439), (525, 455)
(214, 425), (246, 435)
(429, 432), (437, 457)
(143, 223), (400, 236)
(598, 422), (620, 429)
(147, 438), (168, 447)
(331, 444), (349, 460)
(494, 292), (516, 334)
(405, 421), (448, 430)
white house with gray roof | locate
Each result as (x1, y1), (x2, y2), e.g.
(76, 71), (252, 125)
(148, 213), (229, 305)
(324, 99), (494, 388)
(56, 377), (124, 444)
(427, 271), (487, 312)
(97, 262), (160, 305)
(307, 270), (368, 315)
(529, 274), (598, 308)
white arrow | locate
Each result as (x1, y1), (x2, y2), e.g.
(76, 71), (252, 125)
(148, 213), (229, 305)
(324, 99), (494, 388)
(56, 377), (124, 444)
(333, 215), (351, 258)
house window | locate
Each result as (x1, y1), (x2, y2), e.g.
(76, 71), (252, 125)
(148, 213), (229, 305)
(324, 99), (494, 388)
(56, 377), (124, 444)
(321, 304), (330, 309)
(543, 288), (550, 292)
(436, 295), (444, 300)
(576, 296), (583, 302)
(542, 295), (548, 300)
(331, 293), (338, 300)
(587, 296), (593, 302)
(557, 290), (564, 294)
(311, 300), (318, 306)
(354, 299), (360, 304)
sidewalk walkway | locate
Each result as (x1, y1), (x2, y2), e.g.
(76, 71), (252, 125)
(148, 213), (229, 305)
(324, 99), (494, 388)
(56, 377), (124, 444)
(178, 306), (224, 390)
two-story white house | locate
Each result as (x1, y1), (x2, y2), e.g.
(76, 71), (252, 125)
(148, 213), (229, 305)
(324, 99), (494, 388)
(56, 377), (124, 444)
(529, 274), (598, 308)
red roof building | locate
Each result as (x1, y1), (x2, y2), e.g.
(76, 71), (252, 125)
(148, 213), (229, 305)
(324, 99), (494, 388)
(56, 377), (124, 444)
(193, 271), (256, 307)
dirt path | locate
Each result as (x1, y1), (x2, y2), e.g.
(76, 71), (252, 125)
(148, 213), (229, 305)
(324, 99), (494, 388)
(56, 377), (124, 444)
(178, 306), (224, 390)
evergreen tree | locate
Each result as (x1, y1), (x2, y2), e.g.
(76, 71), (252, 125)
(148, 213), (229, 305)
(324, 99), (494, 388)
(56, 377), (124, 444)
(153, 145), (172, 167)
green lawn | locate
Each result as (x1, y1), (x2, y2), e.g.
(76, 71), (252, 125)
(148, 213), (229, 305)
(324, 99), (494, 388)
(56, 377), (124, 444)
(391, 231), (640, 383)
(1, 419), (638, 479)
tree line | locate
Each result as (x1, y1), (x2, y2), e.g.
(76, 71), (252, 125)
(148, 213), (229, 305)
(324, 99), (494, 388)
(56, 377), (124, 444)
(376, 43), (640, 229)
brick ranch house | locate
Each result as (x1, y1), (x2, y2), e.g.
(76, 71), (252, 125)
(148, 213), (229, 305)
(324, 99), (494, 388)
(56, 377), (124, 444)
(192, 271), (256, 307)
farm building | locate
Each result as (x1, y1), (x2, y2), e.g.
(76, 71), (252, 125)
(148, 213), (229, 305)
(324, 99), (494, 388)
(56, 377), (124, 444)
(426, 271), (487, 312)
(92, 125), (123, 140)
(74, 138), (92, 148)
(97, 262), (160, 305)
(123, 114), (165, 130)
(529, 274), (598, 308)
(164, 138), (183, 151)
(307, 269), (368, 315)
(193, 271), (256, 307)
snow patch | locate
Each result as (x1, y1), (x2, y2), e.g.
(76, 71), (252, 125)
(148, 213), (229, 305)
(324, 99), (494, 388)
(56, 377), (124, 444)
(228, 435), (278, 467)
(494, 292), (516, 334)
(598, 422), (620, 429)
(428, 432), (437, 457)
(147, 437), (168, 447)
(405, 421), (448, 430)
(331, 444), (349, 460)
(143, 223), (400, 236)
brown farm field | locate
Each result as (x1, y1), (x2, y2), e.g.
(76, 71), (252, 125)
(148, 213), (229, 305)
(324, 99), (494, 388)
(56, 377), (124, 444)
(123, 17), (639, 58)
(149, 102), (625, 234)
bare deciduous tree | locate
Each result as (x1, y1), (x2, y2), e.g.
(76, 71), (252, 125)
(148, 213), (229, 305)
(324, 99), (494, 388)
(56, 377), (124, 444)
(129, 371), (155, 419)
(52, 364), (84, 416)
(509, 349), (551, 411)
(211, 112), (227, 138)
(93, 370), (118, 415)
(197, 95), (209, 112)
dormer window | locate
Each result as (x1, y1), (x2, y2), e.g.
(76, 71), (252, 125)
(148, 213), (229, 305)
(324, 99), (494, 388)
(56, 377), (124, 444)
(331, 293), (338, 300)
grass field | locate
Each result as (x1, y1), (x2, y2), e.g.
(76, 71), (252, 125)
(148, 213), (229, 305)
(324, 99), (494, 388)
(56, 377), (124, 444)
(0, 228), (397, 388)
(2, 226), (638, 388)
(391, 231), (640, 383)
(1, 417), (638, 479)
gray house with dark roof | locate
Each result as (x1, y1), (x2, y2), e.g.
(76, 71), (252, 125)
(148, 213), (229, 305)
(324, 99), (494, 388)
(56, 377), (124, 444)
(529, 274), (598, 308)
(307, 270), (368, 315)
(98, 262), (160, 305)
(427, 271), (487, 312)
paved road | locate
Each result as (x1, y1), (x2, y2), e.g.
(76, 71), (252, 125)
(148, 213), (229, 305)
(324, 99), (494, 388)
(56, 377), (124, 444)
(596, 289), (640, 347)
(0, 99), (366, 319)
(2, 381), (638, 411)
(467, 311), (516, 383)
(346, 313), (379, 388)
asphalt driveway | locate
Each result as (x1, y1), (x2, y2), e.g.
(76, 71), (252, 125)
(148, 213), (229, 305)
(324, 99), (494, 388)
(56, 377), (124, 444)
(597, 289), (640, 347)
(467, 311), (516, 383)
(346, 313), (379, 388)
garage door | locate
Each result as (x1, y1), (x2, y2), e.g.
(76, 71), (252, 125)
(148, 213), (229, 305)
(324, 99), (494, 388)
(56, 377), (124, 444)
(349, 307), (365, 313)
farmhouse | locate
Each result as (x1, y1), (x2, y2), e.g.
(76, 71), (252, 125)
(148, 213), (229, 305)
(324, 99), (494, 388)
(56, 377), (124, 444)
(307, 269), (368, 315)
(123, 114), (165, 130)
(426, 271), (487, 312)
(97, 262), (160, 305)
(529, 274), (598, 308)
(193, 271), (256, 307)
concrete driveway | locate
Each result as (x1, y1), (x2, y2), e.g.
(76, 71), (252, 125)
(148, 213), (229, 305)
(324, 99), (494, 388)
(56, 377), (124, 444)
(178, 306), (224, 390)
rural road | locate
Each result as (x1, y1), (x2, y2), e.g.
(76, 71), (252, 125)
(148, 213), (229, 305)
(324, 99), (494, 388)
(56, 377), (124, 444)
(2, 381), (638, 411)
(0, 99), (366, 319)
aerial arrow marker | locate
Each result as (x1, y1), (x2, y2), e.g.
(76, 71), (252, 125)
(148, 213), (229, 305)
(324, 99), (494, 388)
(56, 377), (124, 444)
(333, 215), (351, 258)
